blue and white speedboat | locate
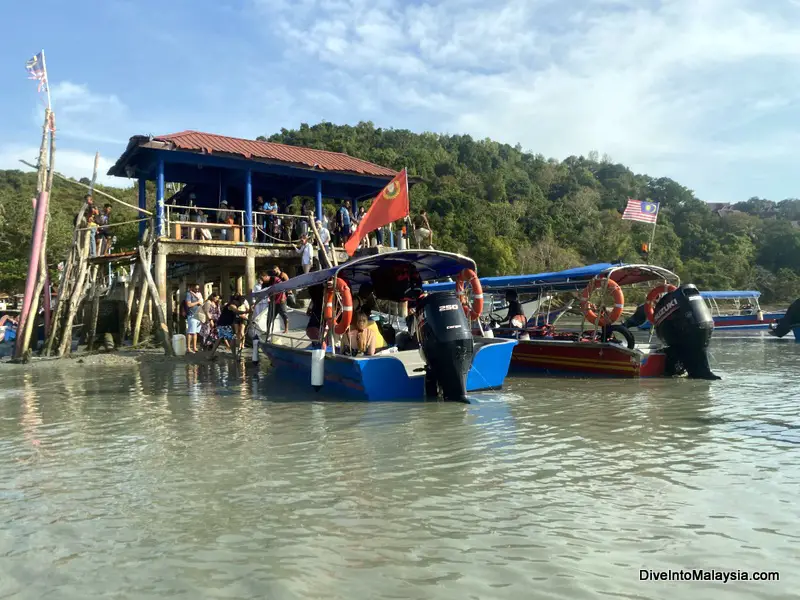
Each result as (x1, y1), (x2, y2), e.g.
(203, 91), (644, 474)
(250, 249), (517, 402)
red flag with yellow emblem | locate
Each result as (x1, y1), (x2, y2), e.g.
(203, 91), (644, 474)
(344, 168), (409, 256)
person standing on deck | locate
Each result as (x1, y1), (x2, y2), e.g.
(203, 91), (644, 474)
(413, 210), (433, 248)
(217, 200), (231, 240)
(336, 201), (352, 246)
(185, 283), (204, 353)
(317, 220), (331, 258)
(294, 235), (314, 274)
(264, 197), (278, 242)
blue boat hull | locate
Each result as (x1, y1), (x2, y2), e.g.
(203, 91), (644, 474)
(637, 311), (786, 331)
(263, 337), (517, 401)
(794, 327), (800, 342)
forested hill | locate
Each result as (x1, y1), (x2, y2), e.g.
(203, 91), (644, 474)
(265, 122), (800, 302)
(1, 121), (799, 301)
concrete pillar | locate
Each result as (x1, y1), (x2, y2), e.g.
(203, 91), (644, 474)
(235, 274), (244, 295)
(245, 253), (256, 293)
(165, 286), (174, 337)
(220, 269), (231, 300)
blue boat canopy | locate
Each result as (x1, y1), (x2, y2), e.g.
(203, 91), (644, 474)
(251, 249), (477, 301)
(699, 291), (761, 300)
(424, 262), (679, 294)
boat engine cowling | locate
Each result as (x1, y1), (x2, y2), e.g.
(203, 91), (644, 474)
(653, 284), (720, 380)
(415, 292), (475, 401)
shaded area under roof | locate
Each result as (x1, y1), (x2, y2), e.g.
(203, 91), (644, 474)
(252, 250), (476, 301)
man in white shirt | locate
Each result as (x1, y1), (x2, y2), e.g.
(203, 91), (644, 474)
(317, 219), (331, 256)
(294, 235), (314, 274)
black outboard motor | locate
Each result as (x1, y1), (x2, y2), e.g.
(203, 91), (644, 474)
(414, 292), (475, 401)
(653, 284), (720, 380)
(769, 298), (800, 338)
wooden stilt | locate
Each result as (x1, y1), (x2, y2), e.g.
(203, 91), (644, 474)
(19, 116), (57, 358)
(137, 242), (174, 356)
(132, 276), (148, 347)
(57, 230), (92, 357)
(123, 263), (139, 339)
(86, 283), (101, 351)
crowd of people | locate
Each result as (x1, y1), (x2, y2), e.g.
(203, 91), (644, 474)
(168, 195), (433, 252)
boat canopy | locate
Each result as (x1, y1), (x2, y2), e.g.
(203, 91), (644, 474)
(251, 249), (477, 301)
(699, 291), (761, 300)
(423, 262), (679, 294)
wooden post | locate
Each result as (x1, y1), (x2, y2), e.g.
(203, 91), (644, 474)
(132, 277), (148, 346)
(86, 283), (101, 351)
(308, 216), (333, 269)
(123, 262), (139, 339)
(235, 274), (244, 295)
(18, 114), (56, 357)
(57, 230), (92, 357)
(137, 243), (174, 356)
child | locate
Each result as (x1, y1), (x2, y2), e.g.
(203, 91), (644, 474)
(87, 215), (98, 257)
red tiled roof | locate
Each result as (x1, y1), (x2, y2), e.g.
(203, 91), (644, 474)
(154, 130), (397, 178)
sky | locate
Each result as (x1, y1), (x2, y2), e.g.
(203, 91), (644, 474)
(1, 0), (799, 202)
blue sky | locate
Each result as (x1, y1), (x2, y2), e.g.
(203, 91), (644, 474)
(1, 0), (799, 202)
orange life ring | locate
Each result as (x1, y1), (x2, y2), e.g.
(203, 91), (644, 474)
(324, 277), (353, 335)
(644, 284), (678, 323)
(455, 268), (484, 320)
(580, 277), (625, 326)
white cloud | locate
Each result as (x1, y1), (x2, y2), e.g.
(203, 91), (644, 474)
(251, 0), (800, 201)
(0, 143), (128, 188)
(44, 81), (130, 145)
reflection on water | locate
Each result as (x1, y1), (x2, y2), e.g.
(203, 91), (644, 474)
(0, 338), (798, 599)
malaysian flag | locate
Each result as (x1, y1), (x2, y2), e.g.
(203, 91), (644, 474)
(622, 198), (659, 224)
(25, 51), (48, 93)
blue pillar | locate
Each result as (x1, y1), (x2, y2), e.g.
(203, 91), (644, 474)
(156, 159), (165, 238)
(315, 178), (323, 222)
(352, 197), (358, 216)
(138, 177), (147, 240)
(244, 168), (253, 243)
(390, 228), (395, 247)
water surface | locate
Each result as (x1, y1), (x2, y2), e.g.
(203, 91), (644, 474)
(1, 335), (798, 599)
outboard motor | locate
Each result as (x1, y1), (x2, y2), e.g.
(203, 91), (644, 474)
(769, 298), (800, 338)
(414, 292), (475, 401)
(653, 284), (720, 380)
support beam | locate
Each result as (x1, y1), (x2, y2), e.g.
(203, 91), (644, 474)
(138, 178), (147, 240)
(245, 253), (256, 293)
(244, 168), (253, 243)
(235, 274), (244, 296)
(352, 197), (358, 216)
(315, 178), (323, 222)
(156, 159), (165, 238)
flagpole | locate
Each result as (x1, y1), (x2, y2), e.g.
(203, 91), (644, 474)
(41, 49), (52, 111)
(647, 213), (658, 264)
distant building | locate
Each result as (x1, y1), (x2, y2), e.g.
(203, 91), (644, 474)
(706, 202), (741, 217)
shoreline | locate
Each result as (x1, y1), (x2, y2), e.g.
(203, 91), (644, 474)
(0, 346), (253, 371)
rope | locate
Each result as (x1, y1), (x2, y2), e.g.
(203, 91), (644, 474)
(75, 217), (148, 232)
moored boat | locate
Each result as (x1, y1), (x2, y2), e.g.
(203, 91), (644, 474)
(250, 249), (517, 402)
(699, 291), (785, 330)
(425, 263), (720, 380)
